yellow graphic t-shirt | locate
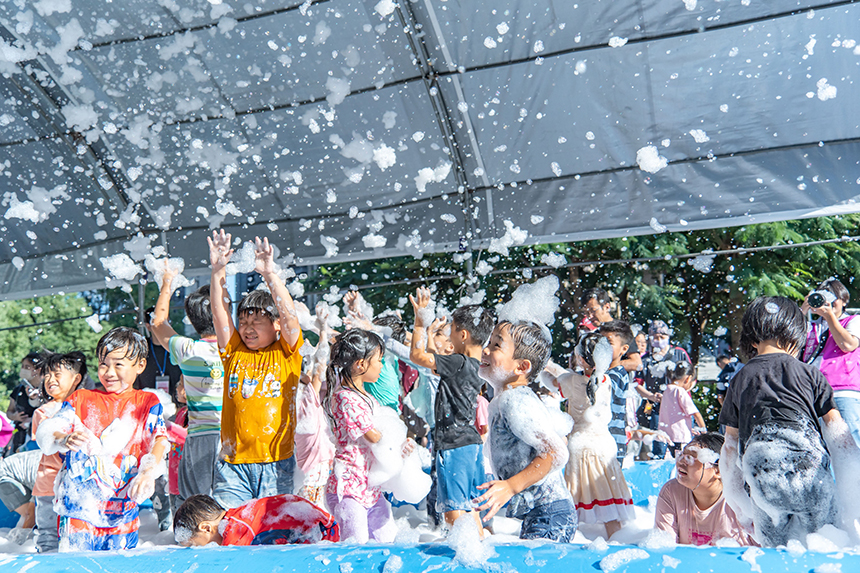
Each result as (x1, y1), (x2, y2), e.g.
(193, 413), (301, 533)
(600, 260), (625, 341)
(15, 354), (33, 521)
(219, 329), (303, 464)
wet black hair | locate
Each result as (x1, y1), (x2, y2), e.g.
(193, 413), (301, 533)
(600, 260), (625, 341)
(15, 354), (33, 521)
(687, 432), (724, 462)
(599, 319), (635, 349)
(451, 305), (496, 347)
(185, 285), (215, 338)
(575, 331), (603, 368)
(372, 313), (407, 344)
(38, 351), (87, 402)
(323, 329), (385, 429)
(497, 321), (552, 383)
(739, 296), (806, 360)
(96, 326), (148, 363)
(668, 360), (696, 382)
(173, 494), (224, 542)
(23, 352), (44, 367)
(716, 354), (731, 363)
(237, 289), (278, 322)
(580, 287), (611, 307)
(818, 278), (850, 306)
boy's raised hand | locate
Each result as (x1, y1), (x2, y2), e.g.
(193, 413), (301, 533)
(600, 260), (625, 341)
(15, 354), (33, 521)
(208, 230), (234, 271)
(254, 236), (277, 277)
(409, 287), (433, 327)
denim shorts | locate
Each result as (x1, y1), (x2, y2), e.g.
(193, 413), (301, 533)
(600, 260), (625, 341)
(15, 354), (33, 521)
(520, 499), (578, 542)
(212, 456), (295, 509)
(435, 443), (485, 513)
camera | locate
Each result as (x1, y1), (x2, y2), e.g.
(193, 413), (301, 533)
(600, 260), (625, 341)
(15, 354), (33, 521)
(808, 290), (837, 309)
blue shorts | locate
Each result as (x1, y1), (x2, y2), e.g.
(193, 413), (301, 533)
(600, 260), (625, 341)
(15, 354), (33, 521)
(520, 499), (578, 542)
(213, 457), (295, 509)
(435, 443), (485, 513)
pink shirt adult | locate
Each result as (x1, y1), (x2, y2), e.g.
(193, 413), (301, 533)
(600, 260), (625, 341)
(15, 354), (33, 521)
(655, 478), (755, 546)
(295, 384), (335, 474)
(658, 385), (699, 443)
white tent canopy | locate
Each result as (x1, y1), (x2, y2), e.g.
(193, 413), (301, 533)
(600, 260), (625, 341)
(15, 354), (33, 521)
(0, 0), (858, 300)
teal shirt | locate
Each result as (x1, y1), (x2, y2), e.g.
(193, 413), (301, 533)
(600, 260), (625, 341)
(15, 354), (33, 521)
(366, 352), (401, 410)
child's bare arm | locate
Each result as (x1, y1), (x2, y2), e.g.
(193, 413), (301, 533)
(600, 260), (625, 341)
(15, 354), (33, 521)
(693, 412), (706, 429)
(363, 428), (382, 443)
(208, 230), (235, 349)
(408, 287), (436, 371)
(128, 435), (169, 502)
(475, 448), (557, 522)
(255, 237), (301, 349)
(151, 265), (180, 349)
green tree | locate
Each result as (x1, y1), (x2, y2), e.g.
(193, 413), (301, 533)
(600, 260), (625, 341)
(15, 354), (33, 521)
(0, 294), (106, 394)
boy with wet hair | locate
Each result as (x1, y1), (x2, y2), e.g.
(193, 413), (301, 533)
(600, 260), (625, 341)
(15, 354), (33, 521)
(208, 231), (303, 509)
(476, 320), (577, 542)
(35, 327), (168, 551)
(720, 296), (859, 547)
(598, 320), (636, 463)
(410, 287), (496, 527)
(173, 493), (339, 546)
(151, 267), (223, 502)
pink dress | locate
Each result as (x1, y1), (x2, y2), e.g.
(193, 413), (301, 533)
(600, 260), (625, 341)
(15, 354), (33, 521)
(658, 385), (700, 443)
(325, 388), (380, 508)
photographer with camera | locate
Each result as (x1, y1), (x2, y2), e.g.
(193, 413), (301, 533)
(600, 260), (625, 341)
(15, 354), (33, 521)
(801, 278), (860, 449)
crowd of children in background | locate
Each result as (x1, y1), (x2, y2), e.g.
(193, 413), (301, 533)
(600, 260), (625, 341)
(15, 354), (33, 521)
(3, 233), (860, 553)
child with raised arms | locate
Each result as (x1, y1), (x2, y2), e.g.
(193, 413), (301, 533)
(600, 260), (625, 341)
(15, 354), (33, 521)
(30, 351), (87, 552)
(208, 231), (303, 508)
(36, 327), (168, 551)
(409, 287), (495, 529)
(150, 265), (222, 502)
(475, 320), (577, 542)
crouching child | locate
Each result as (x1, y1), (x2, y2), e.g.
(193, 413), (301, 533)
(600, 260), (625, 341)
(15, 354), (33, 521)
(475, 321), (577, 542)
(173, 493), (339, 546)
(36, 327), (169, 551)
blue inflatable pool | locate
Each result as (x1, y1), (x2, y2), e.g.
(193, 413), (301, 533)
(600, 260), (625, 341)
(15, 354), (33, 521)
(0, 541), (854, 572)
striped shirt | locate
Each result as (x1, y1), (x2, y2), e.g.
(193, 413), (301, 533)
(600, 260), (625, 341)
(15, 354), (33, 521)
(606, 365), (629, 463)
(168, 335), (223, 436)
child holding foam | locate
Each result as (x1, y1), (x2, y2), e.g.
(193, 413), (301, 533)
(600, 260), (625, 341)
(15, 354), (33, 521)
(173, 493), (338, 546)
(30, 352), (87, 552)
(208, 232), (303, 508)
(323, 329), (399, 543)
(476, 320), (577, 542)
(36, 327), (168, 551)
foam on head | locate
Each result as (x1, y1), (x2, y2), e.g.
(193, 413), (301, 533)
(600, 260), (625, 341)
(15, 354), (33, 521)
(497, 275), (559, 327)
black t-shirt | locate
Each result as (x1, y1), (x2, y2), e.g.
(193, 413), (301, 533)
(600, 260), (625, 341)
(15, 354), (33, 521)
(715, 362), (742, 396)
(136, 338), (182, 398)
(10, 383), (37, 425)
(641, 346), (691, 394)
(718, 352), (835, 451)
(433, 353), (483, 451)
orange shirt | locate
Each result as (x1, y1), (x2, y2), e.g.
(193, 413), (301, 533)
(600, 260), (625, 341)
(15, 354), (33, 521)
(219, 329), (303, 464)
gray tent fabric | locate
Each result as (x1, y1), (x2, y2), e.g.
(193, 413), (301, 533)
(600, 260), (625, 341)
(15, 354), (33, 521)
(0, 0), (858, 300)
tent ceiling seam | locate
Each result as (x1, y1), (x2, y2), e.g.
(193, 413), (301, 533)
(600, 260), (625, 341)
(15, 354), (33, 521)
(75, 0), (333, 51)
(468, 135), (860, 192)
